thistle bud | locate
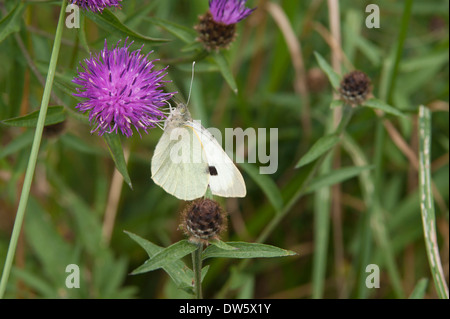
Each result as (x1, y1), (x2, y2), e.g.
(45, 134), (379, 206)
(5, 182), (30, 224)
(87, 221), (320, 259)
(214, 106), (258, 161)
(339, 70), (372, 106)
(180, 198), (227, 244)
(194, 0), (256, 51)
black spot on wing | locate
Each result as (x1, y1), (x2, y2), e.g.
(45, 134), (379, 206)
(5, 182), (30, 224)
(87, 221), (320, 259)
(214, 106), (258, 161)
(208, 166), (218, 176)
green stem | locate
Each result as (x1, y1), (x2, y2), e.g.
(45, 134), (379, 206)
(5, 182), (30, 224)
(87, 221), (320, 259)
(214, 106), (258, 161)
(418, 106), (449, 299)
(192, 243), (203, 299)
(0, 0), (68, 299)
(386, 0), (413, 104)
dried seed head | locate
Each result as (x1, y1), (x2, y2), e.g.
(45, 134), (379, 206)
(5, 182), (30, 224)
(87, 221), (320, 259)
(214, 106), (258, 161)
(339, 70), (372, 106)
(180, 198), (227, 244)
(195, 11), (237, 51)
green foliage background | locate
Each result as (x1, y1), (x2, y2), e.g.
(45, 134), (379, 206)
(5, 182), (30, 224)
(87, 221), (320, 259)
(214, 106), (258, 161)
(0, 0), (448, 298)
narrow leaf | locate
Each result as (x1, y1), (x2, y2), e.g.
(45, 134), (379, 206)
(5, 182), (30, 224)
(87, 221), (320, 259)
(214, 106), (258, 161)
(418, 105), (449, 299)
(202, 242), (296, 260)
(305, 165), (374, 194)
(125, 231), (196, 290)
(295, 134), (340, 168)
(102, 133), (133, 189)
(209, 239), (238, 251)
(84, 9), (169, 44)
(0, 130), (33, 159)
(314, 51), (341, 90)
(145, 17), (197, 44)
(408, 278), (429, 299)
(363, 98), (406, 117)
(0, 3), (25, 44)
(1, 106), (65, 127)
(131, 240), (197, 274)
(211, 51), (238, 94)
(239, 162), (283, 211)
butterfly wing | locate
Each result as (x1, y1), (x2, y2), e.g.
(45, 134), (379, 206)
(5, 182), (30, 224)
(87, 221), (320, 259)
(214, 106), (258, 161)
(188, 121), (246, 198)
(151, 125), (209, 201)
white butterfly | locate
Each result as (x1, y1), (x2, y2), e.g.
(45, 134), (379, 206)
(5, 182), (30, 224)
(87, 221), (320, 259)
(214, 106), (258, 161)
(151, 103), (246, 201)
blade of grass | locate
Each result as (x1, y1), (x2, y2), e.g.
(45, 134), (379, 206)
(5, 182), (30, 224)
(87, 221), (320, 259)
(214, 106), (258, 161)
(418, 105), (449, 299)
(0, 0), (68, 299)
(366, 0), (414, 299)
(408, 278), (429, 299)
(312, 153), (332, 299)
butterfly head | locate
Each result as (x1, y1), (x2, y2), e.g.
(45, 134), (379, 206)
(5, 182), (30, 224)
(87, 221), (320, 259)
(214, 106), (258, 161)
(164, 102), (192, 129)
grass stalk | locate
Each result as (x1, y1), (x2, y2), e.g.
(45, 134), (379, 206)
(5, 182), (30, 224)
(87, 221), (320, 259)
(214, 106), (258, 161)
(0, 0), (68, 298)
(418, 105), (449, 299)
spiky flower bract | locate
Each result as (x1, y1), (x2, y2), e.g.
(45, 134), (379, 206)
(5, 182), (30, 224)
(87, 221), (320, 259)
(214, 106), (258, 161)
(73, 39), (175, 138)
(339, 70), (372, 106)
(195, 0), (256, 51)
(180, 198), (227, 244)
(69, 0), (123, 13)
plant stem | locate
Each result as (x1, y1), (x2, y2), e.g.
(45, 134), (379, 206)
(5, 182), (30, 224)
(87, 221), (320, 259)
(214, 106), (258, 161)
(418, 106), (449, 299)
(192, 243), (203, 299)
(0, 0), (68, 299)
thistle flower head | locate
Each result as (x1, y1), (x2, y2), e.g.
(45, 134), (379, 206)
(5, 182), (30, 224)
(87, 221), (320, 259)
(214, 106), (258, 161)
(69, 0), (123, 13)
(195, 0), (255, 51)
(73, 39), (175, 137)
(209, 0), (255, 25)
(339, 70), (372, 106)
(180, 198), (227, 244)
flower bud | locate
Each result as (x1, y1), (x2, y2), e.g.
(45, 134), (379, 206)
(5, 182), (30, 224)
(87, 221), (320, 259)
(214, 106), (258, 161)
(180, 198), (227, 244)
(339, 70), (372, 106)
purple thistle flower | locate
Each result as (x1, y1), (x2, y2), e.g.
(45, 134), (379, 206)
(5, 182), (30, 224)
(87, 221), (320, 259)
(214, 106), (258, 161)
(209, 0), (255, 25)
(73, 39), (175, 138)
(69, 0), (123, 13)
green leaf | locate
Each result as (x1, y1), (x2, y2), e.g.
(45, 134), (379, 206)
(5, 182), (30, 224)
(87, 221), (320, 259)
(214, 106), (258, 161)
(239, 162), (283, 211)
(209, 239), (238, 251)
(60, 134), (104, 156)
(131, 239), (198, 275)
(305, 165), (374, 194)
(314, 51), (341, 90)
(84, 9), (169, 45)
(418, 105), (449, 299)
(125, 231), (197, 291)
(0, 130), (33, 159)
(11, 268), (56, 298)
(102, 133), (133, 189)
(295, 134), (340, 168)
(211, 51), (238, 94)
(145, 17), (197, 44)
(202, 242), (296, 260)
(1, 106), (66, 128)
(363, 98), (406, 117)
(125, 230), (165, 257)
(0, 3), (25, 44)
(408, 278), (429, 299)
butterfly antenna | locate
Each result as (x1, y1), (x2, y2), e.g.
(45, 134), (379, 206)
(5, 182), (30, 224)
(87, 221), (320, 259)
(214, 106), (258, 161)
(186, 61), (196, 107)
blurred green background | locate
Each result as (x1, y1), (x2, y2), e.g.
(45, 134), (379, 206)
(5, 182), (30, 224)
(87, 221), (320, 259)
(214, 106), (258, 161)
(0, 0), (448, 298)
